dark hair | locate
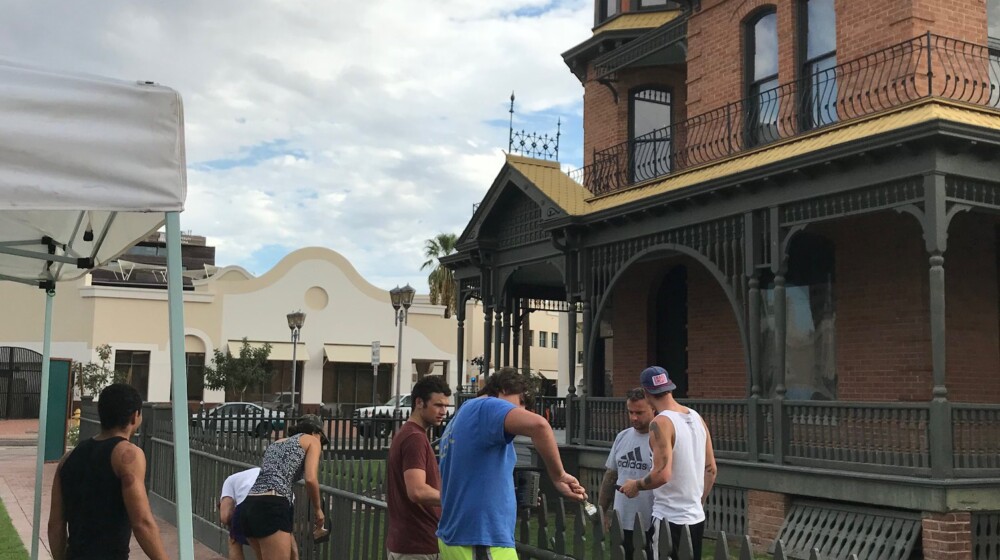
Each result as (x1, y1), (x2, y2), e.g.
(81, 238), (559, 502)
(98, 383), (143, 430)
(478, 367), (529, 398)
(626, 388), (646, 402)
(411, 375), (452, 406)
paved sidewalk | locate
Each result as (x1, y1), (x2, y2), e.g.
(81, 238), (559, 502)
(0, 420), (40, 446)
(0, 446), (223, 559)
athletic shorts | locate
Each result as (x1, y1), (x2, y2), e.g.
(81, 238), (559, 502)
(239, 495), (294, 538)
(229, 502), (249, 545)
(438, 540), (518, 560)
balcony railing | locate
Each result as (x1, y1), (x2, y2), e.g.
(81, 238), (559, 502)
(566, 397), (1000, 479)
(568, 32), (1000, 196)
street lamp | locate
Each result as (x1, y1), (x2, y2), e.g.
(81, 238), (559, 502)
(286, 310), (306, 415)
(390, 284), (416, 413)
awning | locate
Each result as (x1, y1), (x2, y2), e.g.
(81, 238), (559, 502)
(227, 341), (308, 361)
(324, 343), (397, 364)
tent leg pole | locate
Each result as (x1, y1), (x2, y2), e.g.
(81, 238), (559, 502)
(31, 289), (54, 560)
(166, 212), (195, 560)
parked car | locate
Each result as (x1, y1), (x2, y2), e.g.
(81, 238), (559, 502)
(352, 395), (455, 437)
(262, 392), (295, 412)
(190, 402), (286, 437)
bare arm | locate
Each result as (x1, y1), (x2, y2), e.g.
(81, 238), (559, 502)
(47, 455), (70, 560)
(504, 407), (585, 501)
(702, 419), (718, 503)
(219, 497), (236, 527)
(598, 469), (617, 512)
(114, 443), (169, 560)
(621, 416), (673, 497)
(301, 434), (325, 530)
(403, 468), (440, 506)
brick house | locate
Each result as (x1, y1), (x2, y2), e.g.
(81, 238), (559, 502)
(445, 0), (1000, 557)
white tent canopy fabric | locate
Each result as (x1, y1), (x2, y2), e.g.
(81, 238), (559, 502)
(0, 59), (194, 560)
(0, 59), (186, 285)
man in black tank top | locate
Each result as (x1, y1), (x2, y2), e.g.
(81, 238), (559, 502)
(47, 383), (169, 560)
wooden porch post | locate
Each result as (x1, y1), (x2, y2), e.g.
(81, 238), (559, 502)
(770, 207), (788, 464)
(512, 298), (521, 370)
(745, 211), (762, 462)
(924, 173), (953, 478)
(456, 290), (466, 391)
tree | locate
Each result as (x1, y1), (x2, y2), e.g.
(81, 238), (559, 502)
(73, 344), (114, 398)
(203, 338), (274, 402)
(421, 233), (458, 318)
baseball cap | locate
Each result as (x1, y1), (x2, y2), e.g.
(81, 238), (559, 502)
(640, 366), (676, 394)
(293, 414), (330, 445)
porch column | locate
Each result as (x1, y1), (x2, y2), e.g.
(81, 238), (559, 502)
(456, 294), (466, 390)
(772, 272), (787, 464)
(566, 301), (577, 443)
(748, 275), (761, 461)
(502, 305), (511, 368)
(494, 304), (502, 372)
(924, 173), (953, 478)
(582, 299), (594, 395)
(483, 303), (493, 379)
(512, 299), (521, 370)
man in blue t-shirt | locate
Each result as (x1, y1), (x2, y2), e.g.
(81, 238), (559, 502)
(437, 368), (587, 560)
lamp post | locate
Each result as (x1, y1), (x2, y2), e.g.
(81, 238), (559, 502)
(389, 284), (416, 413)
(286, 310), (306, 416)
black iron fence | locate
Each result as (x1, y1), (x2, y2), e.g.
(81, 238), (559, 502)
(568, 32), (1000, 196)
(139, 426), (847, 560)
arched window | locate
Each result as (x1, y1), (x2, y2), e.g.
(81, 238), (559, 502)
(800, 0), (837, 128)
(746, 9), (780, 145)
(637, 0), (680, 9)
(990, 0), (1000, 41)
(989, 0), (1000, 107)
(629, 87), (672, 181)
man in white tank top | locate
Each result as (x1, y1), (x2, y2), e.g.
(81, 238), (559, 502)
(619, 366), (718, 560)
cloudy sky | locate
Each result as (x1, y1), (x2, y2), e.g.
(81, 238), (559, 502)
(1, 0), (592, 291)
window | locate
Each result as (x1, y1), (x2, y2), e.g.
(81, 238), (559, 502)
(759, 233), (836, 400)
(577, 350), (584, 365)
(989, 0), (1000, 107)
(746, 10), (780, 145)
(186, 352), (205, 401)
(115, 351), (150, 400)
(539, 332), (548, 348)
(991, 0), (1000, 40)
(597, 0), (619, 24)
(638, 0), (681, 8)
(800, 0), (837, 128)
(528, 330), (534, 347)
(551, 332), (559, 349)
(630, 87), (672, 182)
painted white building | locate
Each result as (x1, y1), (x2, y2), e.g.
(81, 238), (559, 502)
(0, 247), (455, 409)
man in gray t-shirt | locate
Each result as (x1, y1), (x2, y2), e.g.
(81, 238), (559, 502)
(599, 388), (656, 558)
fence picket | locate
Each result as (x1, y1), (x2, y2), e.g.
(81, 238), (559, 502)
(714, 531), (730, 560)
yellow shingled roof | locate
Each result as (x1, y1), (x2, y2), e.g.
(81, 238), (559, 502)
(508, 99), (1000, 217)
(593, 10), (682, 34)
(505, 155), (592, 216)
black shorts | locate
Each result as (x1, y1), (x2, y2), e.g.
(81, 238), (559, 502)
(238, 495), (294, 538)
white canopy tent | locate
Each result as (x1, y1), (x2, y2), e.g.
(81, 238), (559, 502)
(0, 60), (195, 559)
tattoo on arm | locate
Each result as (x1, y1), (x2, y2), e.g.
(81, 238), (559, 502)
(598, 470), (617, 510)
(649, 421), (661, 442)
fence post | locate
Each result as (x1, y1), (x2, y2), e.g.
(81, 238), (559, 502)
(926, 31), (933, 97)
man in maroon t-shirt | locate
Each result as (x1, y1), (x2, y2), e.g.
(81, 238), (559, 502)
(387, 374), (452, 559)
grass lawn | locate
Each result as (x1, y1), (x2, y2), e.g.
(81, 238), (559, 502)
(0, 500), (28, 560)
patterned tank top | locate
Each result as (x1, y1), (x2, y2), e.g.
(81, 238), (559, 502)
(249, 433), (307, 501)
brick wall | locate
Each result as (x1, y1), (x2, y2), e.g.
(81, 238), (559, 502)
(608, 255), (746, 397)
(582, 0), (991, 142)
(747, 490), (790, 552)
(922, 511), (973, 560)
(583, 65), (688, 164)
(827, 212), (1000, 403)
(825, 214), (933, 402)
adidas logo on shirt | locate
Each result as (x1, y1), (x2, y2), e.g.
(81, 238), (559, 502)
(616, 446), (649, 471)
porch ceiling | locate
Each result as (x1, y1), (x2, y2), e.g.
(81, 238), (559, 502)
(521, 99), (1000, 219)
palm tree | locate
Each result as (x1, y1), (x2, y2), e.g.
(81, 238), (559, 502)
(421, 233), (458, 318)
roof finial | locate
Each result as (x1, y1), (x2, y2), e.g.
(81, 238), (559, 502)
(508, 91), (516, 152)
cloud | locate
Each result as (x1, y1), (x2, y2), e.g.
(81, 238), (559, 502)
(0, 0), (591, 290)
